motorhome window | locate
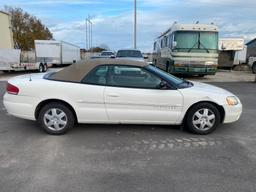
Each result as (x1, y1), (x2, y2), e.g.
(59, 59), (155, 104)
(200, 32), (218, 50)
(174, 31), (218, 53)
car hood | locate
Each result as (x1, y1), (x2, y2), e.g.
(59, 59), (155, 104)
(189, 81), (234, 95)
(178, 81), (239, 106)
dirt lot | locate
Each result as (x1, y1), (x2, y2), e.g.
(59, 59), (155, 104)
(0, 81), (256, 192)
(186, 70), (255, 82)
(0, 69), (255, 82)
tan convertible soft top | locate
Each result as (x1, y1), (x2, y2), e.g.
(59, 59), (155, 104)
(48, 58), (148, 82)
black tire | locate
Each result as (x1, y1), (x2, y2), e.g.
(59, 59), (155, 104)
(43, 64), (48, 72)
(38, 64), (44, 73)
(252, 63), (256, 74)
(185, 102), (221, 135)
(154, 59), (157, 66)
(166, 62), (170, 72)
(38, 102), (75, 135)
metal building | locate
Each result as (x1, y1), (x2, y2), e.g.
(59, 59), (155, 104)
(246, 38), (256, 59)
(0, 11), (14, 49)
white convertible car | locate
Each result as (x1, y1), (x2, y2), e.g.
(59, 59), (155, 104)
(3, 59), (242, 135)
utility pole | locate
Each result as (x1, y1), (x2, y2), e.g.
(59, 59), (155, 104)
(134, 0), (137, 49)
(85, 20), (88, 50)
(90, 20), (92, 50)
(85, 18), (93, 51)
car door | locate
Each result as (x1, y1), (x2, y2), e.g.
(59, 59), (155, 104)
(104, 65), (183, 124)
(75, 65), (109, 123)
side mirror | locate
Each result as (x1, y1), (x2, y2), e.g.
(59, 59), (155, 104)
(172, 41), (177, 48)
(158, 81), (169, 89)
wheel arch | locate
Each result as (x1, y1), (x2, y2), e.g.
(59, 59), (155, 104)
(35, 99), (78, 123)
(182, 101), (225, 124)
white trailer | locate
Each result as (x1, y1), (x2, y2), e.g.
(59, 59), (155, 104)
(218, 38), (245, 68)
(35, 40), (81, 66)
(0, 49), (48, 72)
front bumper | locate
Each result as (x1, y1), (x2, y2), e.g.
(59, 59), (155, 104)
(172, 65), (217, 75)
(223, 103), (242, 123)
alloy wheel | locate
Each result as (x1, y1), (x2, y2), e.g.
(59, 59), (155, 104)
(43, 108), (67, 131)
(192, 108), (216, 131)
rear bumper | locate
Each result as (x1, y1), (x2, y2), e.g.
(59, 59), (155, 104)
(223, 103), (242, 123)
(3, 93), (36, 121)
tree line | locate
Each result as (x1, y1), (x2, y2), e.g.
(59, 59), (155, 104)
(3, 6), (53, 51)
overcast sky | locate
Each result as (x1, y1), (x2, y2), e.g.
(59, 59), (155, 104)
(1, 0), (256, 51)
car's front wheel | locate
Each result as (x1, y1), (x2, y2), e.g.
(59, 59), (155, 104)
(185, 103), (221, 135)
(38, 103), (75, 135)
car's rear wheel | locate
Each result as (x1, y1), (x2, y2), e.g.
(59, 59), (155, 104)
(38, 103), (75, 135)
(185, 103), (220, 135)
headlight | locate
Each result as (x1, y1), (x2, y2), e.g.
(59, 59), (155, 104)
(226, 96), (239, 106)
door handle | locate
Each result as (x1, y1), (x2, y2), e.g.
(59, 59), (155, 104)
(107, 93), (120, 98)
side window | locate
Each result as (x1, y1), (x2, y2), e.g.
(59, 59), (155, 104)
(108, 66), (162, 89)
(82, 65), (108, 85)
(164, 36), (168, 47)
(169, 34), (173, 48)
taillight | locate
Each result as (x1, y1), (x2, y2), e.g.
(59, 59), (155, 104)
(7, 83), (19, 95)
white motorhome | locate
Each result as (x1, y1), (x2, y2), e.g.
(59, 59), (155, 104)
(153, 23), (219, 76)
(35, 40), (81, 66)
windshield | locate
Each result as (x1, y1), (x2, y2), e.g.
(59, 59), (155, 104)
(146, 65), (184, 86)
(101, 52), (114, 56)
(116, 50), (143, 58)
(174, 31), (218, 53)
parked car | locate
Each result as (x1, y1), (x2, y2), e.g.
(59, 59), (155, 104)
(4, 58), (242, 135)
(100, 51), (115, 57)
(248, 57), (256, 74)
(116, 49), (147, 62)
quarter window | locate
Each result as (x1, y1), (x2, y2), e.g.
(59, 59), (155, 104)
(82, 66), (108, 85)
(108, 66), (162, 89)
